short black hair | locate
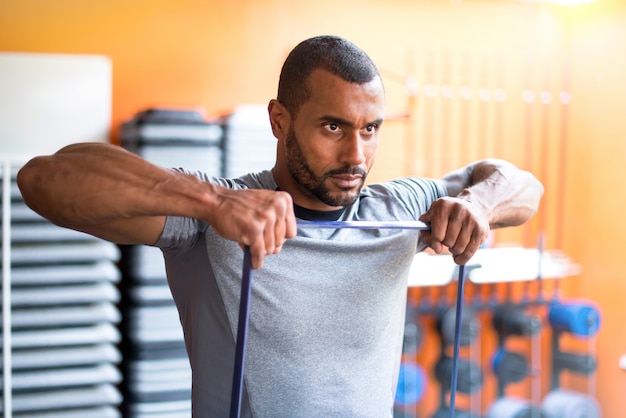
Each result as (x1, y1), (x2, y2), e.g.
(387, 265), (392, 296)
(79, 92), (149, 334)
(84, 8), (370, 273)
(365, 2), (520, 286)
(277, 35), (381, 118)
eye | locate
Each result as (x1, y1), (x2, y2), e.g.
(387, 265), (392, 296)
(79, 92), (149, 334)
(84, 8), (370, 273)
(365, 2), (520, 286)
(362, 124), (378, 136)
(322, 123), (343, 136)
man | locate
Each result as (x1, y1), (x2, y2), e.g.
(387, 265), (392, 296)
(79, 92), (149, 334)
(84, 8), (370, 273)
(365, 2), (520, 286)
(18, 35), (543, 417)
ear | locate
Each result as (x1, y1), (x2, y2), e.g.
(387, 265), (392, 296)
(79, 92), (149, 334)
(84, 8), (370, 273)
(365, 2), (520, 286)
(268, 99), (290, 140)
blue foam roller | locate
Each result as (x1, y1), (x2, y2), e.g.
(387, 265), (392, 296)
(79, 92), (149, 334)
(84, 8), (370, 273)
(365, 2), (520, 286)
(548, 300), (601, 337)
(395, 362), (426, 406)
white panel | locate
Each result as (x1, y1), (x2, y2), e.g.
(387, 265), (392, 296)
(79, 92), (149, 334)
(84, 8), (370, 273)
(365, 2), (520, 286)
(224, 105), (276, 178)
(0, 52), (111, 158)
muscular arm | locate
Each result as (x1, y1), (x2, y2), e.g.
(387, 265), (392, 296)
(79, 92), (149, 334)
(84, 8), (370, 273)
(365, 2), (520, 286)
(419, 158), (543, 264)
(17, 143), (296, 268)
(440, 158), (543, 228)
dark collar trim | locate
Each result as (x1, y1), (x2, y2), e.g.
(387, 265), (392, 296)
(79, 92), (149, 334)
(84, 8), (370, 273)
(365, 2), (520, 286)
(294, 204), (345, 221)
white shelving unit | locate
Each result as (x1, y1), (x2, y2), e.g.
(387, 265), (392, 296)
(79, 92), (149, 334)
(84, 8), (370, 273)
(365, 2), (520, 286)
(1, 158), (123, 417)
(1, 51), (114, 417)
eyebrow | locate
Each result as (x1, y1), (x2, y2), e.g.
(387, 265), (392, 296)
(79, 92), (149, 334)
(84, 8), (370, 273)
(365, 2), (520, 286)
(319, 115), (384, 128)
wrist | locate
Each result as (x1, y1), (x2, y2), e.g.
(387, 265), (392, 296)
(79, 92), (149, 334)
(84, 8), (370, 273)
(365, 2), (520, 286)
(456, 188), (493, 225)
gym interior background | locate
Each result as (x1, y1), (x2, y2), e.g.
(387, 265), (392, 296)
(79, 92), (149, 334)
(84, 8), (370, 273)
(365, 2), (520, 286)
(1, 0), (625, 416)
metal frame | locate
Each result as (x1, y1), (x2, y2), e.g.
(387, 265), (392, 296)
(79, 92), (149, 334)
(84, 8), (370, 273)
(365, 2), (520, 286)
(2, 156), (28, 418)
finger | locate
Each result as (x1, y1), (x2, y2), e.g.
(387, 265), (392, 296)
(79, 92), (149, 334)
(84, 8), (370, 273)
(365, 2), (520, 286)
(272, 215), (286, 255)
(277, 192), (297, 240)
(453, 247), (476, 265)
(446, 220), (472, 256)
(274, 211), (298, 254)
(262, 218), (277, 256)
(453, 253), (470, 265)
(420, 230), (443, 254)
(418, 210), (431, 223)
(422, 208), (449, 246)
(467, 229), (486, 258)
(248, 238), (266, 270)
(419, 211), (444, 253)
(284, 210), (297, 239)
(441, 218), (462, 250)
(453, 230), (483, 265)
(239, 224), (267, 270)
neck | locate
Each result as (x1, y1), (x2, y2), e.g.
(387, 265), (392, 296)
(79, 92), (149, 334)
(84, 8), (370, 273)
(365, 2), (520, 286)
(271, 166), (343, 212)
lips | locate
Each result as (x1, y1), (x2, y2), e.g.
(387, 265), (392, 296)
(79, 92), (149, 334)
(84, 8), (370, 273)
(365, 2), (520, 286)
(331, 174), (362, 189)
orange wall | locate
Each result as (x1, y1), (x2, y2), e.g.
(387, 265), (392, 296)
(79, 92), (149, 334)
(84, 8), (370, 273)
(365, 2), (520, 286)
(2, 0), (625, 414)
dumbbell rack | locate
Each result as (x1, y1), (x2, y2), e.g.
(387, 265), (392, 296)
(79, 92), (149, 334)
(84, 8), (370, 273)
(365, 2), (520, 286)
(487, 303), (543, 417)
(433, 303), (482, 418)
(398, 247), (600, 418)
(542, 301), (601, 417)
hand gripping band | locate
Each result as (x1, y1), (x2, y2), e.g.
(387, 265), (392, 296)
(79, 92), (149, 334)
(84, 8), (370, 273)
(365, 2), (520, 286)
(230, 220), (467, 418)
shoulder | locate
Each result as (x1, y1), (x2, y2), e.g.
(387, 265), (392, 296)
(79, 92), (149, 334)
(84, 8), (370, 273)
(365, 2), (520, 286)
(154, 169), (277, 253)
(363, 177), (448, 199)
(171, 168), (277, 191)
(353, 177), (448, 220)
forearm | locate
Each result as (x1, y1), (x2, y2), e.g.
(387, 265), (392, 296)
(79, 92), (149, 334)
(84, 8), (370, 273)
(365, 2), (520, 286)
(443, 159), (544, 228)
(18, 142), (297, 266)
(17, 143), (218, 232)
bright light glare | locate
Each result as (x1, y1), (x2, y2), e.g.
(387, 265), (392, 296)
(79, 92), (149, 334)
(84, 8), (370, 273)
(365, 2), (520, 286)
(520, 0), (597, 5)
(550, 0), (596, 4)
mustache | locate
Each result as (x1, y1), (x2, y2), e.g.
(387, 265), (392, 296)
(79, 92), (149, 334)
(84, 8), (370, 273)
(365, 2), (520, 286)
(325, 166), (368, 177)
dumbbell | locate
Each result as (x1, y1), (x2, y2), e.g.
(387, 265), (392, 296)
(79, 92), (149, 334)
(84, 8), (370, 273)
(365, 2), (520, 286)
(548, 301), (601, 337)
(395, 361), (427, 407)
(486, 397), (546, 418)
(492, 304), (541, 337)
(435, 354), (483, 394)
(437, 305), (479, 347)
(492, 349), (530, 386)
(552, 351), (597, 375)
(542, 390), (600, 418)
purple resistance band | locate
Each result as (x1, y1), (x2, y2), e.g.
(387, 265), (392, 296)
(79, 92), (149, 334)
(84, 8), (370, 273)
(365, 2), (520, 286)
(230, 220), (467, 418)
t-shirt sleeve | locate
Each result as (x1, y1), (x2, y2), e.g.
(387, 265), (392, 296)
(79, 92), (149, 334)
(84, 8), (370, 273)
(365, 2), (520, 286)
(367, 177), (448, 220)
(151, 168), (272, 255)
(151, 167), (213, 255)
(153, 215), (208, 256)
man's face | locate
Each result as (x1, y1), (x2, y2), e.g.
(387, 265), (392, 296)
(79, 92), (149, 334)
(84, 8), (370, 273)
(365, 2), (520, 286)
(283, 69), (385, 209)
(284, 125), (369, 207)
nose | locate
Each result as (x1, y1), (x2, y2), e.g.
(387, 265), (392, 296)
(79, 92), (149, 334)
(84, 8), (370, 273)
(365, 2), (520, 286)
(339, 131), (367, 166)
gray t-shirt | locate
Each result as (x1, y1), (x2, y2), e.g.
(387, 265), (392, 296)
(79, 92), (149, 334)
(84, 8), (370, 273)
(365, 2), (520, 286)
(155, 169), (447, 417)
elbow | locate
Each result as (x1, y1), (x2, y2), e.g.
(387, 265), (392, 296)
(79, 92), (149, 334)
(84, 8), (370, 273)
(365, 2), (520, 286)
(513, 174), (544, 227)
(17, 157), (62, 224)
(529, 174), (545, 215)
(490, 171), (544, 229)
(16, 158), (40, 209)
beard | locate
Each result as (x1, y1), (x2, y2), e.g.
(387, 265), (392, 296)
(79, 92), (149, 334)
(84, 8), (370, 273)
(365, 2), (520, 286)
(284, 127), (368, 207)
